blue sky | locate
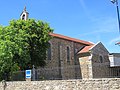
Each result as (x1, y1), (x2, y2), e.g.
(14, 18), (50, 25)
(0, 0), (120, 53)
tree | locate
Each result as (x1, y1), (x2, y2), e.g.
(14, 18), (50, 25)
(0, 19), (53, 80)
(0, 26), (20, 80)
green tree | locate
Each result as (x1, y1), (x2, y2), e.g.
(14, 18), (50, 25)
(0, 19), (53, 80)
(0, 26), (20, 80)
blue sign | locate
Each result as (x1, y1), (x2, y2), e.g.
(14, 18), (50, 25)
(26, 70), (31, 79)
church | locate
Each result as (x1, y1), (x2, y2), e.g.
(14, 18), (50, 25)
(20, 7), (120, 80)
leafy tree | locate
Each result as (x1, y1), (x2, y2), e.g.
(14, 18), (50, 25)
(0, 19), (53, 80)
(0, 26), (20, 80)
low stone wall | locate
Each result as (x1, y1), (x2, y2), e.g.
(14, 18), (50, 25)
(0, 78), (120, 90)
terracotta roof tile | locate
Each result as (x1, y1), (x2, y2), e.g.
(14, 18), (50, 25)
(78, 45), (93, 54)
(49, 33), (93, 45)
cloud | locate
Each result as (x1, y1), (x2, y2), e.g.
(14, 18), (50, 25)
(79, 0), (93, 20)
(78, 0), (118, 38)
(79, 0), (86, 9)
(79, 17), (118, 37)
(78, 0), (119, 46)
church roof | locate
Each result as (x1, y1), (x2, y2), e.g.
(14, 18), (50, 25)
(78, 42), (109, 54)
(20, 6), (29, 16)
(49, 33), (93, 45)
(78, 45), (93, 54)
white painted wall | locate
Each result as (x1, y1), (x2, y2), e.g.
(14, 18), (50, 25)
(109, 54), (120, 67)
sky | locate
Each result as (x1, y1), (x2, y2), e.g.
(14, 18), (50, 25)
(0, 0), (120, 53)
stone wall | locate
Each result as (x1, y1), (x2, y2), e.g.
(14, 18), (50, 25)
(79, 54), (92, 79)
(91, 42), (110, 78)
(43, 37), (85, 79)
(0, 78), (120, 90)
(79, 42), (111, 79)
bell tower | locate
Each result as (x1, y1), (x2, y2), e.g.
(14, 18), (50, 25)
(20, 6), (29, 20)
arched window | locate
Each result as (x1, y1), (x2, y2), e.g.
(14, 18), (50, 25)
(22, 14), (25, 20)
(99, 55), (103, 63)
(67, 46), (70, 62)
(47, 43), (51, 60)
(60, 45), (62, 60)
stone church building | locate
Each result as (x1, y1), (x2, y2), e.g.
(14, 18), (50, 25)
(46, 33), (111, 79)
(20, 7), (120, 80)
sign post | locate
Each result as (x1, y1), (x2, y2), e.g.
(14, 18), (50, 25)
(26, 70), (31, 81)
(32, 65), (36, 81)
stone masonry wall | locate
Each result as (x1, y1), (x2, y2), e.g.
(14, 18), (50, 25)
(79, 54), (92, 79)
(79, 42), (110, 79)
(0, 78), (120, 90)
(91, 42), (110, 78)
(39, 37), (85, 79)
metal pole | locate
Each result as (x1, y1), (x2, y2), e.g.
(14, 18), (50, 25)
(32, 65), (35, 81)
(111, 0), (120, 45)
(116, 0), (120, 33)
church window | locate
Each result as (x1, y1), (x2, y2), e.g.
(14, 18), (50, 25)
(47, 43), (51, 60)
(99, 55), (103, 63)
(22, 14), (25, 20)
(67, 46), (70, 62)
(60, 45), (62, 60)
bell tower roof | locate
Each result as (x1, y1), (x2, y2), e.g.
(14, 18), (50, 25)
(20, 6), (29, 20)
(24, 6), (26, 12)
